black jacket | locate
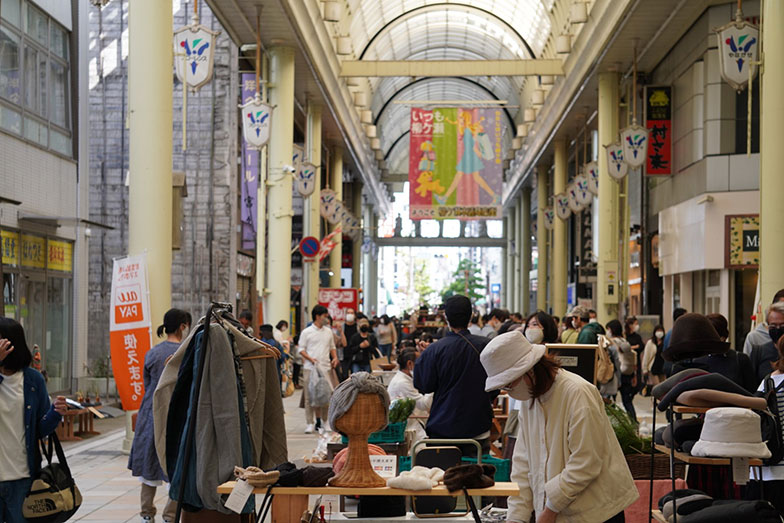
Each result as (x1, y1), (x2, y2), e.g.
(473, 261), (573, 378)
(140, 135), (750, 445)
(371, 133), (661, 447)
(346, 332), (378, 366)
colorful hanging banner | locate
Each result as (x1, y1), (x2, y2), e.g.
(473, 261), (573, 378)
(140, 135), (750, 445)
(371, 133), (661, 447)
(173, 19), (220, 92)
(620, 123), (649, 169)
(584, 162), (599, 195)
(409, 107), (505, 220)
(645, 86), (672, 175)
(605, 142), (628, 181)
(240, 73), (259, 251)
(554, 193), (572, 221)
(240, 95), (273, 149)
(715, 14), (759, 92)
(109, 255), (152, 411)
(318, 288), (359, 323)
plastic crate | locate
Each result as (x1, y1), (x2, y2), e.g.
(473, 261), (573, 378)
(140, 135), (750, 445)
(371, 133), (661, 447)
(461, 455), (511, 482)
(398, 455), (411, 473)
(341, 421), (407, 444)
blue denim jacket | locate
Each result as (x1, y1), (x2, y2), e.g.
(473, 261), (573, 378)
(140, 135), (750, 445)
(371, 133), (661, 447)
(21, 368), (62, 477)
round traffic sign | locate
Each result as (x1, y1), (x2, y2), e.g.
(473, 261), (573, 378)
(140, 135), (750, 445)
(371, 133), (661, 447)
(300, 236), (320, 258)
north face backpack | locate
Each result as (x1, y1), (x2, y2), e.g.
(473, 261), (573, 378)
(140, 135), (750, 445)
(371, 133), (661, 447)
(23, 432), (82, 523)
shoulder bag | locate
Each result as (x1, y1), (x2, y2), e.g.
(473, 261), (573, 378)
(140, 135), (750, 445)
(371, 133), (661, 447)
(23, 432), (82, 522)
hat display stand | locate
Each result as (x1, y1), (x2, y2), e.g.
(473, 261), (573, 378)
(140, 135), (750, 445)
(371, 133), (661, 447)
(329, 393), (387, 488)
(648, 399), (765, 523)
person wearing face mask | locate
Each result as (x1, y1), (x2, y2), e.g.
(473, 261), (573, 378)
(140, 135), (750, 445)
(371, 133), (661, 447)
(484, 308), (511, 339)
(642, 324), (667, 392)
(299, 305), (339, 433)
(751, 302), (784, 384)
(346, 319), (378, 373)
(128, 308), (191, 523)
(480, 331), (638, 523)
(623, 316), (643, 392)
(568, 305), (605, 345)
(388, 348), (433, 442)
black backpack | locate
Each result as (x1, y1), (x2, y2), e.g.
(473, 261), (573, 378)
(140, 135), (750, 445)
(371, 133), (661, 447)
(22, 433), (82, 522)
(759, 374), (784, 466)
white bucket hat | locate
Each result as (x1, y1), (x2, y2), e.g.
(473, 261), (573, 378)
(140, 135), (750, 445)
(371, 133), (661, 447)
(480, 330), (546, 392)
(690, 407), (771, 459)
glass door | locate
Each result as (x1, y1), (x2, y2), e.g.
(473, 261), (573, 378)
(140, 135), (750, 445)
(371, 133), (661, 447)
(46, 277), (70, 392)
(19, 276), (45, 366)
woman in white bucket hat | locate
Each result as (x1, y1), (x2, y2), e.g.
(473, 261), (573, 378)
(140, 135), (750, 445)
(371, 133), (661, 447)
(480, 331), (638, 523)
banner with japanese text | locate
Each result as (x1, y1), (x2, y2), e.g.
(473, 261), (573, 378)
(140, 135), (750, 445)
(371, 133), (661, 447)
(409, 107), (504, 220)
(109, 254), (152, 411)
(318, 288), (358, 322)
(241, 73), (260, 250)
(645, 86), (672, 175)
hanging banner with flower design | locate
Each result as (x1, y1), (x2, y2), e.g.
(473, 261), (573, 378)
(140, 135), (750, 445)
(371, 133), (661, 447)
(620, 124), (649, 169)
(605, 142), (628, 181)
(584, 161), (599, 195)
(554, 193), (572, 221)
(572, 174), (593, 206)
(543, 207), (555, 230)
(567, 182), (585, 214)
(240, 95), (273, 149)
(715, 9), (759, 92)
(296, 162), (317, 198)
(173, 16), (220, 92)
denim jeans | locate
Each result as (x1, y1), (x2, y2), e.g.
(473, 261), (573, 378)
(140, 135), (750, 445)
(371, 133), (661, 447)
(0, 477), (32, 523)
(378, 343), (393, 362)
(352, 363), (371, 373)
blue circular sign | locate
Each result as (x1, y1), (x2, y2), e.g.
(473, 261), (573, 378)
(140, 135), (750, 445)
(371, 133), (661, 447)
(300, 236), (320, 257)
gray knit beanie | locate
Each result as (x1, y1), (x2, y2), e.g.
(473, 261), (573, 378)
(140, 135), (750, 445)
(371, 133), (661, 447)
(328, 372), (389, 431)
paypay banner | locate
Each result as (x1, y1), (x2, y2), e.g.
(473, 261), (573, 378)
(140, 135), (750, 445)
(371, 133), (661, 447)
(109, 254), (152, 411)
(409, 107), (504, 220)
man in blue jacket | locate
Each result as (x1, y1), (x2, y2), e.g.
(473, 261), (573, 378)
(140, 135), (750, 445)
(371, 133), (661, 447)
(414, 294), (497, 456)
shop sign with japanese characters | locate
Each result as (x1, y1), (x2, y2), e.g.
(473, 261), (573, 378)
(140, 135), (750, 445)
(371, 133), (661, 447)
(109, 254), (152, 411)
(645, 86), (672, 175)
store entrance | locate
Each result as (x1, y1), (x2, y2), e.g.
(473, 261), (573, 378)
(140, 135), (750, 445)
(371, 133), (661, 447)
(733, 269), (757, 351)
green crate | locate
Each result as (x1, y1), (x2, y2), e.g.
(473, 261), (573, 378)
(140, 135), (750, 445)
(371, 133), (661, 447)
(461, 455), (511, 482)
(398, 455), (411, 473)
(340, 421), (407, 444)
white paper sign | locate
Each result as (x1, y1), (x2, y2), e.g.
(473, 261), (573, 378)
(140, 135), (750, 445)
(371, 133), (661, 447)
(732, 457), (750, 485)
(224, 479), (253, 514)
(370, 455), (398, 479)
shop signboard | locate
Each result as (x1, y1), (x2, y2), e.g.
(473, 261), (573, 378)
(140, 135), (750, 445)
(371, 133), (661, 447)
(546, 344), (598, 385)
(409, 107), (505, 220)
(725, 214), (759, 268)
(318, 288), (358, 322)
(240, 73), (259, 251)
(645, 86), (672, 175)
(1, 229), (19, 266)
(109, 254), (152, 411)
(21, 234), (46, 269)
(47, 239), (72, 272)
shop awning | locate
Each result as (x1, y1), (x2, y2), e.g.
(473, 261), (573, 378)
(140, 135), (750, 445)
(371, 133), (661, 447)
(17, 213), (114, 230)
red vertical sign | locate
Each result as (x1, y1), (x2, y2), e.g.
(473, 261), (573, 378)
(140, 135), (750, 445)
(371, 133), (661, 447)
(645, 86), (672, 175)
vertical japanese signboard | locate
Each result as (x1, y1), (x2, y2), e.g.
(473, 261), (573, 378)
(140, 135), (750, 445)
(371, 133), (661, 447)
(645, 86), (672, 175)
(110, 255), (152, 411)
(409, 107), (504, 220)
(240, 73), (259, 251)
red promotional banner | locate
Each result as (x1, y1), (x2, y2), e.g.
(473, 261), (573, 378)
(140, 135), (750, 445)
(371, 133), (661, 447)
(645, 86), (672, 175)
(109, 255), (152, 411)
(318, 288), (358, 322)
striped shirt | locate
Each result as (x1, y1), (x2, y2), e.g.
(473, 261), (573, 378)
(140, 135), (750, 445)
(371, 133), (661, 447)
(753, 373), (784, 481)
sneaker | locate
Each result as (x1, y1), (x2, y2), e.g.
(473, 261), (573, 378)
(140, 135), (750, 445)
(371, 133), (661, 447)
(315, 418), (322, 431)
(141, 517), (154, 523)
(304, 424), (314, 434)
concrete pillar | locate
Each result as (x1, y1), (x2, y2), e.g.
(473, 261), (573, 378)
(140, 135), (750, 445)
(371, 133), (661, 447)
(330, 148), (344, 288)
(265, 47), (296, 322)
(597, 71), (620, 325)
(536, 164), (549, 312)
(761, 0), (784, 304)
(304, 103), (322, 310)
(351, 183), (363, 289)
(366, 212), (378, 313)
(505, 213), (514, 308)
(513, 201), (522, 312)
(256, 54), (270, 311)
(552, 140), (568, 318)
(127, 0), (172, 452)
(520, 188), (532, 315)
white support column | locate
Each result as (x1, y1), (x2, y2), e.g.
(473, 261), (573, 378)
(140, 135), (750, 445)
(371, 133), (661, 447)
(264, 47), (296, 323)
(597, 71), (620, 325)
(304, 103), (322, 311)
(520, 188), (532, 315)
(351, 183), (363, 290)
(330, 148), (344, 288)
(536, 164), (549, 312)
(505, 213), (515, 308)
(552, 140), (568, 318)
(513, 201), (522, 312)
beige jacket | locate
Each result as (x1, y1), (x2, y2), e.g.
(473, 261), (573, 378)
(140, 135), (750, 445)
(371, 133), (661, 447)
(508, 370), (638, 523)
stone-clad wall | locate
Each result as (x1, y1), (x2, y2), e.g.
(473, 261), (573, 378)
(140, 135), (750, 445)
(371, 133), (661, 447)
(87, 0), (238, 363)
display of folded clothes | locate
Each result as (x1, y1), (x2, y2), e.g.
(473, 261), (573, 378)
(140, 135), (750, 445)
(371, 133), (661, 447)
(675, 500), (781, 522)
(658, 489), (711, 511)
(675, 389), (767, 410)
(657, 373), (752, 411)
(652, 369), (709, 400)
(661, 417), (703, 450)
(662, 494), (713, 520)
(386, 466), (445, 491)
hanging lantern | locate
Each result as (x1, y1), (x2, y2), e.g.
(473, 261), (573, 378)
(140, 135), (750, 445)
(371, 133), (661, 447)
(620, 124), (649, 168)
(715, 7), (759, 92)
(543, 207), (555, 230)
(239, 94), (273, 149)
(296, 162), (317, 197)
(173, 15), (220, 92)
(554, 193), (572, 220)
(605, 142), (628, 181)
(584, 161), (599, 195)
(567, 182), (585, 214)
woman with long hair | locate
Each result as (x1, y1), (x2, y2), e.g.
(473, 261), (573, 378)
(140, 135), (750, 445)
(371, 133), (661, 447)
(128, 308), (191, 523)
(0, 318), (67, 523)
(642, 324), (666, 391)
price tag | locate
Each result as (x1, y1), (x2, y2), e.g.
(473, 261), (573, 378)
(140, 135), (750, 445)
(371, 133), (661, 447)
(224, 479), (254, 513)
(732, 457), (750, 485)
(370, 454), (398, 479)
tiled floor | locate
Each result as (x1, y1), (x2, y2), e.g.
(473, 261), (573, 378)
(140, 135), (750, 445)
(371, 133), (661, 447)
(63, 390), (663, 522)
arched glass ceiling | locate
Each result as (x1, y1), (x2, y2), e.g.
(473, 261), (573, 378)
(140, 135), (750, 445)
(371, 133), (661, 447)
(347, 0), (555, 60)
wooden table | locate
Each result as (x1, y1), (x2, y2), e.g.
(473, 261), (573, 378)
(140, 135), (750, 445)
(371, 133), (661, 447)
(56, 409), (85, 442)
(216, 482), (520, 523)
(75, 405), (102, 437)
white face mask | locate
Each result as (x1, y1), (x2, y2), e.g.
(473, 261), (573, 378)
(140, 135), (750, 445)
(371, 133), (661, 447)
(525, 328), (544, 345)
(655, 331), (664, 339)
(506, 379), (532, 401)
(588, 318), (598, 324)
(633, 324), (640, 333)
(181, 326), (190, 339)
(346, 314), (355, 323)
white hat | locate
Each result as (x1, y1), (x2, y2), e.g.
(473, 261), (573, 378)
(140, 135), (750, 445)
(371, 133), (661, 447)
(480, 330), (546, 392)
(690, 407), (771, 459)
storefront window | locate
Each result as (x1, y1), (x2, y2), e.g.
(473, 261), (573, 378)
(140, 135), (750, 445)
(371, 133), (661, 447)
(0, 26), (20, 103)
(46, 277), (70, 392)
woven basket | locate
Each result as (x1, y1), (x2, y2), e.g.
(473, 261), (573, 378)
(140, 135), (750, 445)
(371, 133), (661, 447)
(625, 453), (686, 480)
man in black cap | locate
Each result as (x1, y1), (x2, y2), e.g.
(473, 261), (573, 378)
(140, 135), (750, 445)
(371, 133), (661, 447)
(413, 294), (497, 456)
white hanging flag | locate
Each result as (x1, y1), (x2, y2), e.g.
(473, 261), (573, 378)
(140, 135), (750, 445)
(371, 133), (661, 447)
(239, 95), (273, 149)
(620, 124), (649, 169)
(605, 142), (628, 181)
(296, 162), (317, 198)
(567, 182), (584, 214)
(555, 193), (572, 220)
(543, 207), (555, 230)
(584, 162), (599, 195)
(173, 19), (220, 92)
(715, 12), (759, 92)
